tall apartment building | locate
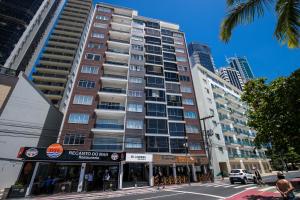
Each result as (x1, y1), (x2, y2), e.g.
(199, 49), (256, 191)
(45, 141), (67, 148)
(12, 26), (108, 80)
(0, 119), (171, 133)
(226, 56), (254, 82)
(26, 0), (93, 106)
(15, 3), (209, 196)
(218, 66), (244, 91)
(188, 42), (215, 73)
(192, 64), (271, 176)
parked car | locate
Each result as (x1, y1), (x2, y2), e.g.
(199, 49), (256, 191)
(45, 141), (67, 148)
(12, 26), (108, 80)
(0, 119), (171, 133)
(229, 169), (257, 184)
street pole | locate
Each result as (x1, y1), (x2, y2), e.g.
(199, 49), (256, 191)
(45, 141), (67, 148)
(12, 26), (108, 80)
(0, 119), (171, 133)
(184, 143), (191, 185)
(200, 115), (214, 182)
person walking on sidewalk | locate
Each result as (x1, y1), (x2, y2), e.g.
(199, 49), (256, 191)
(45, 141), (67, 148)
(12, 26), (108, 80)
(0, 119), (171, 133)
(156, 171), (165, 190)
(253, 167), (263, 186)
(276, 172), (296, 200)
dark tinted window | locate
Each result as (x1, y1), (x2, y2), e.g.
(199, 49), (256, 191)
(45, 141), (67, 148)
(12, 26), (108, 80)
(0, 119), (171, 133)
(162, 36), (174, 44)
(146, 136), (169, 152)
(164, 62), (178, 71)
(145, 28), (160, 37)
(145, 65), (163, 76)
(146, 103), (167, 117)
(166, 83), (180, 93)
(146, 76), (164, 88)
(145, 36), (161, 45)
(163, 45), (175, 52)
(145, 45), (162, 55)
(146, 89), (165, 102)
(163, 53), (176, 61)
(170, 138), (186, 153)
(179, 75), (190, 82)
(169, 123), (185, 136)
(168, 108), (184, 120)
(145, 21), (160, 29)
(145, 54), (163, 65)
(161, 29), (173, 36)
(165, 72), (179, 82)
(167, 95), (182, 106)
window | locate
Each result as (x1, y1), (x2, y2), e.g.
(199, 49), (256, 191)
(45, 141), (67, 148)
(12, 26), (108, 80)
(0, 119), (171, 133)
(167, 95), (182, 106)
(181, 86), (192, 93)
(95, 15), (109, 20)
(189, 143), (202, 150)
(130, 65), (143, 71)
(146, 76), (164, 88)
(184, 111), (197, 119)
(132, 19), (144, 26)
(78, 80), (95, 88)
(92, 32), (105, 38)
(164, 62), (177, 71)
(68, 113), (89, 124)
(146, 103), (166, 117)
(85, 53), (101, 61)
(166, 83), (181, 93)
(129, 76), (143, 84)
(131, 44), (143, 51)
(161, 29), (173, 36)
(186, 125), (199, 133)
(179, 75), (190, 82)
(128, 90), (143, 97)
(125, 137), (143, 148)
(73, 95), (93, 105)
(176, 56), (187, 62)
(173, 33), (183, 38)
(94, 23), (108, 29)
(206, 88), (210, 94)
(127, 103), (143, 112)
(64, 134), (85, 145)
(207, 98), (212, 104)
(145, 54), (163, 65)
(145, 21), (160, 29)
(97, 7), (112, 13)
(146, 136), (169, 152)
(168, 108), (184, 120)
(145, 45), (162, 54)
(175, 41), (184, 45)
(87, 42), (104, 49)
(132, 28), (144, 35)
(145, 28), (160, 37)
(182, 98), (194, 105)
(218, 147), (224, 152)
(145, 36), (161, 45)
(163, 45), (175, 52)
(81, 65), (99, 74)
(215, 133), (221, 140)
(169, 123), (185, 136)
(175, 48), (185, 53)
(131, 54), (143, 61)
(132, 35), (144, 42)
(145, 65), (163, 76)
(146, 119), (168, 134)
(93, 137), (122, 151)
(127, 119), (143, 129)
(171, 139), (186, 153)
(146, 89), (165, 102)
(162, 36), (174, 44)
(163, 53), (176, 61)
(178, 66), (189, 71)
(165, 72), (179, 82)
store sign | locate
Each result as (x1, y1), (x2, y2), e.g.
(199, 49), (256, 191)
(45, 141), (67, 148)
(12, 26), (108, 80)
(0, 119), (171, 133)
(18, 147), (125, 162)
(46, 144), (63, 158)
(126, 153), (153, 162)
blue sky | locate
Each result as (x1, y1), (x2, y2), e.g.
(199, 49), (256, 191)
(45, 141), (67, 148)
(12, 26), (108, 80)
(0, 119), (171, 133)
(95, 0), (299, 80)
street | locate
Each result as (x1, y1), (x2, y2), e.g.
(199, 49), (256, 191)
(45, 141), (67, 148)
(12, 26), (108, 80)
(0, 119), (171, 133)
(20, 171), (300, 200)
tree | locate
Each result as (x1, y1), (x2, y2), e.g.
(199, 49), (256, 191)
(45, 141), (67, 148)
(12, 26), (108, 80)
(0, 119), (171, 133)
(266, 147), (300, 170)
(241, 69), (300, 154)
(220, 0), (300, 48)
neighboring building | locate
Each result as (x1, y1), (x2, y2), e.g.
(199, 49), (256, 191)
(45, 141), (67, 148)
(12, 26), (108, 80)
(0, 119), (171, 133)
(218, 66), (244, 91)
(0, 0), (44, 70)
(192, 64), (271, 176)
(226, 56), (254, 82)
(17, 3), (209, 196)
(188, 42), (215, 73)
(2, 0), (60, 75)
(0, 73), (62, 189)
(26, 0), (93, 107)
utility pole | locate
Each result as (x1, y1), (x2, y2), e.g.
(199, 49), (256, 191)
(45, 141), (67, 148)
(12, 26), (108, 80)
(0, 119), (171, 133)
(183, 142), (191, 185)
(200, 115), (214, 182)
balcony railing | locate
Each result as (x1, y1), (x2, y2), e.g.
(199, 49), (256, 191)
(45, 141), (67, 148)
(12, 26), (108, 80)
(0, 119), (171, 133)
(97, 104), (125, 111)
(109, 38), (130, 44)
(111, 29), (130, 34)
(94, 123), (124, 130)
(100, 87), (126, 94)
(104, 61), (128, 66)
(107, 49), (129, 55)
(102, 74), (127, 80)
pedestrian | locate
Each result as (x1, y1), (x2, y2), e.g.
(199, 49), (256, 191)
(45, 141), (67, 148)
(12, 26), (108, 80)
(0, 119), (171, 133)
(276, 171), (296, 200)
(156, 171), (165, 190)
(217, 171), (225, 181)
(87, 172), (94, 191)
(103, 169), (111, 191)
(253, 167), (263, 186)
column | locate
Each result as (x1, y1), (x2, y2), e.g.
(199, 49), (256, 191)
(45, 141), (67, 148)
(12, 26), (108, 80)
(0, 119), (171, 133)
(118, 161), (124, 189)
(239, 160), (245, 169)
(77, 163), (86, 192)
(172, 163), (177, 182)
(149, 162), (154, 186)
(25, 162), (40, 197)
(258, 160), (266, 174)
(203, 165), (207, 174)
(191, 164), (197, 182)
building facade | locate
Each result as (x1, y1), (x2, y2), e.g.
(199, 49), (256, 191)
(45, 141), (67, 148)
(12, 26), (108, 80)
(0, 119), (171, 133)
(188, 42), (215, 73)
(218, 66), (244, 91)
(226, 56), (254, 82)
(192, 64), (271, 176)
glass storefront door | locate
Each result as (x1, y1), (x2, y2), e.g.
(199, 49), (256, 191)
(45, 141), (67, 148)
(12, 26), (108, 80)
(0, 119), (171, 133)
(123, 163), (149, 187)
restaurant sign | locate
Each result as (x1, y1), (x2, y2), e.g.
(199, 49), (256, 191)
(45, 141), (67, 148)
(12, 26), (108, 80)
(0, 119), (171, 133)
(18, 146), (125, 162)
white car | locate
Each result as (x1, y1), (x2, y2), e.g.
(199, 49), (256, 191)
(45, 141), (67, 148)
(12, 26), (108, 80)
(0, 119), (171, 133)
(229, 169), (257, 184)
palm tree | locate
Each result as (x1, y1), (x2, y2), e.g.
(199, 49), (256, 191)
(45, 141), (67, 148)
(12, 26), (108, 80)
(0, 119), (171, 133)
(220, 0), (300, 48)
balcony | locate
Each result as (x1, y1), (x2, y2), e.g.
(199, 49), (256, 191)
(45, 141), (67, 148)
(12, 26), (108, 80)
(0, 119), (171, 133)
(220, 117), (232, 125)
(212, 85), (224, 95)
(109, 29), (130, 41)
(106, 48), (130, 60)
(97, 104), (125, 111)
(91, 123), (125, 134)
(101, 73), (128, 86)
(100, 87), (126, 94)
(98, 87), (127, 99)
(214, 93), (227, 104)
(103, 61), (128, 73)
(217, 106), (230, 114)
(95, 103), (126, 117)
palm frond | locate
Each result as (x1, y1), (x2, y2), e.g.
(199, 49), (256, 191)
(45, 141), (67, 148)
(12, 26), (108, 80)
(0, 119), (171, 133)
(220, 0), (273, 42)
(227, 0), (243, 6)
(274, 0), (300, 48)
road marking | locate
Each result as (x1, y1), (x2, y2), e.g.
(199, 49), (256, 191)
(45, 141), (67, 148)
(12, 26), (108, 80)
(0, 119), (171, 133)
(245, 186), (258, 190)
(165, 189), (225, 199)
(223, 185), (235, 188)
(213, 184), (230, 187)
(234, 184), (255, 189)
(258, 186), (275, 192)
(136, 193), (184, 200)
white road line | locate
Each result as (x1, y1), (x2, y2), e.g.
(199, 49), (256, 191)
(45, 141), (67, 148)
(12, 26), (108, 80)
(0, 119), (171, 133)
(213, 184), (230, 187)
(245, 186), (258, 190)
(165, 189), (225, 199)
(223, 185), (236, 188)
(234, 184), (255, 189)
(136, 193), (185, 200)
(259, 186), (275, 192)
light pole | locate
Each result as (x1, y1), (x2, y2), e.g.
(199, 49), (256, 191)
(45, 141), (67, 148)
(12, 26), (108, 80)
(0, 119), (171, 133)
(183, 142), (191, 185)
(200, 115), (214, 182)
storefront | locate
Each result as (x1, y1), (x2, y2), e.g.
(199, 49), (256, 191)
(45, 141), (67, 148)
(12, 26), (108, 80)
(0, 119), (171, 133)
(14, 144), (125, 197)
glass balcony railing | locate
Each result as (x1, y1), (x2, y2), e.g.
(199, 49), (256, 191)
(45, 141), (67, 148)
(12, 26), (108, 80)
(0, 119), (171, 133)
(104, 61), (128, 66)
(100, 87), (126, 94)
(97, 104), (125, 111)
(109, 38), (130, 44)
(94, 123), (124, 130)
(102, 74), (127, 80)
(107, 49), (129, 55)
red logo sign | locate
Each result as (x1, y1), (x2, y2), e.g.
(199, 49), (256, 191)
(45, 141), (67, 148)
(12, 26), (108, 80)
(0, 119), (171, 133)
(46, 143), (63, 158)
